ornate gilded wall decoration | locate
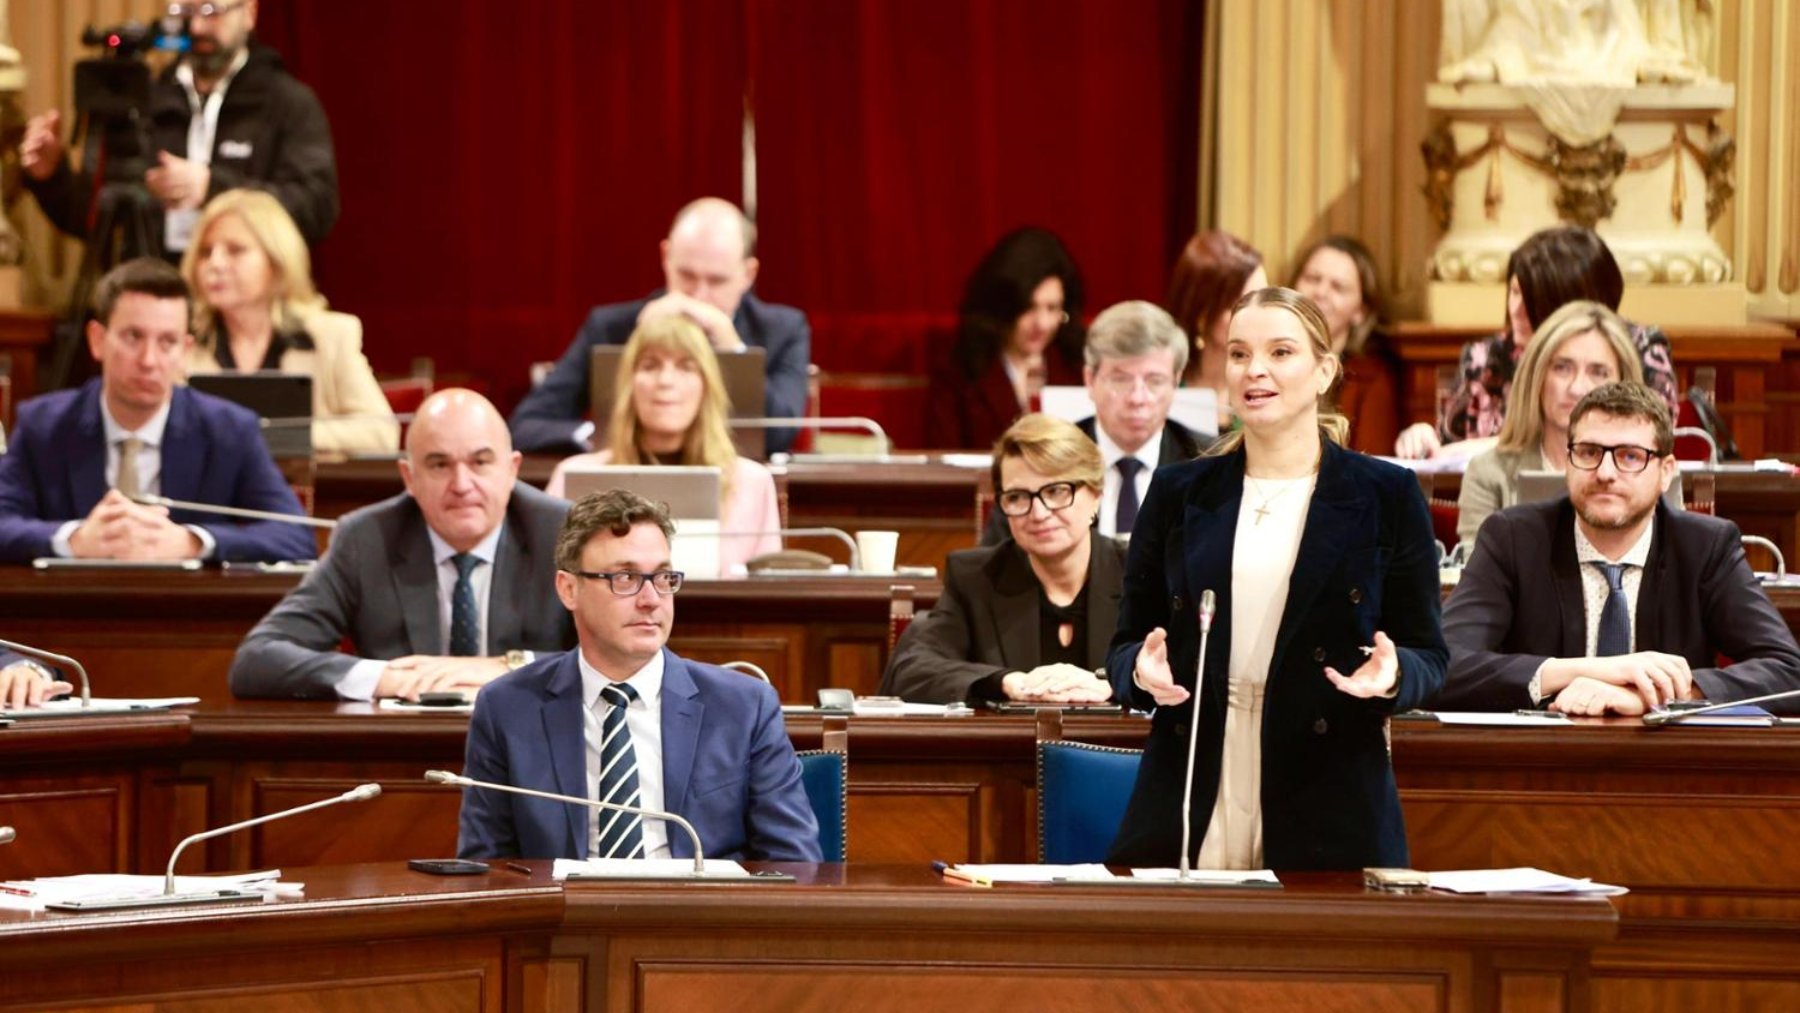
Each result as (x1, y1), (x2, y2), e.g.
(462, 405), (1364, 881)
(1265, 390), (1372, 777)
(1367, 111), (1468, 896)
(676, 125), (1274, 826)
(1546, 135), (1627, 229)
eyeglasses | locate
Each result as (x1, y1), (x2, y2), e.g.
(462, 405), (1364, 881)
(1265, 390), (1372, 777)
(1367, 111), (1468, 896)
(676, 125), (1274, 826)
(997, 481), (1081, 517)
(1094, 372), (1176, 397)
(1567, 442), (1662, 473)
(564, 569), (685, 596)
(171, 1), (245, 18)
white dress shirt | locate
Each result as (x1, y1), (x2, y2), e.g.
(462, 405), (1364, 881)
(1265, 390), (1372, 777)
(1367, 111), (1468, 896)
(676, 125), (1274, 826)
(1573, 518), (1654, 657)
(52, 397), (216, 559)
(336, 523), (505, 701)
(580, 649), (670, 859)
(1094, 424), (1163, 538)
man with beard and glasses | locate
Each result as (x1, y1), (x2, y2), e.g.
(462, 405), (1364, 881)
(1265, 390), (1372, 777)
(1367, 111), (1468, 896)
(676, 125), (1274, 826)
(1438, 382), (1800, 716)
(20, 0), (338, 258)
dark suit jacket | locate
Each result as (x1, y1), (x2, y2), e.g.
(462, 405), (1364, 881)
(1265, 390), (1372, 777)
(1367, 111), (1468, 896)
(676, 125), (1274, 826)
(456, 648), (821, 861)
(509, 291), (811, 454)
(0, 380), (316, 563)
(228, 483), (573, 699)
(1104, 441), (1447, 870)
(923, 346), (1084, 450)
(979, 416), (1207, 546)
(879, 531), (1126, 703)
(1438, 498), (1800, 713)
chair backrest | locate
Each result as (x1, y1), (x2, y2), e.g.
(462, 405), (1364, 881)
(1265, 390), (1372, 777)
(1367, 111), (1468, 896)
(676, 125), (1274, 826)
(888, 584), (916, 654)
(1036, 710), (1142, 864)
(794, 716), (848, 862)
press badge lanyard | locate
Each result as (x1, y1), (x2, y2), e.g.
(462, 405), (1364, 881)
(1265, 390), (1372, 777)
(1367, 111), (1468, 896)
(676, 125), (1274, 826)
(166, 48), (248, 252)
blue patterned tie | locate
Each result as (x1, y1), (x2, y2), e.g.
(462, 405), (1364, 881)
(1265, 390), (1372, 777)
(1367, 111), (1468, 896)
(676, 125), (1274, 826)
(1593, 562), (1630, 657)
(595, 683), (646, 859)
(1115, 457), (1144, 535)
(448, 553), (482, 656)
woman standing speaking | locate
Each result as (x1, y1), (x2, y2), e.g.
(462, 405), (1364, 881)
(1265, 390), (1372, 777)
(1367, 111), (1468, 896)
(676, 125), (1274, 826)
(1106, 287), (1446, 871)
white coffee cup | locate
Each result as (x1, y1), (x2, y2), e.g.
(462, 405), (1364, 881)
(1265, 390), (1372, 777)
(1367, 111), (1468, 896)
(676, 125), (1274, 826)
(854, 530), (900, 573)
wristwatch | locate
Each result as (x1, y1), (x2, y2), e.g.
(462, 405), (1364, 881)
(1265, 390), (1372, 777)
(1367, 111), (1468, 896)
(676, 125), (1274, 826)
(504, 650), (529, 671)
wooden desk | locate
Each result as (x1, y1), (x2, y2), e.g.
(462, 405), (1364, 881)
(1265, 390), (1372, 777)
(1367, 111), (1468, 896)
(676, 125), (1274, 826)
(1392, 321), (1799, 459)
(0, 861), (1614, 1013)
(0, 567), (940, 705)
(0, 308), (56, 433)
(312, 455), (985, 570)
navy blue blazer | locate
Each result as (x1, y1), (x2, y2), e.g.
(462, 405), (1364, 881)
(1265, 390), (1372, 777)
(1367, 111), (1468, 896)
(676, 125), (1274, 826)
(1104, 440), (1447, 870)
(0, 380), (316, 564)
(508, 290), (811, 455)
(456, 647), (821, 862)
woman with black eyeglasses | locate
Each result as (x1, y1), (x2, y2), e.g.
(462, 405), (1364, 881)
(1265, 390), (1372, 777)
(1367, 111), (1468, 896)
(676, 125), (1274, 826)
(879, 414), (1124, 705)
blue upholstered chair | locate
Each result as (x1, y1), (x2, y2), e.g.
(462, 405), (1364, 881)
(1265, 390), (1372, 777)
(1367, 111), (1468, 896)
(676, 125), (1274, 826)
(1037, 712), (1143, 864)
(795, 716), (849, 861)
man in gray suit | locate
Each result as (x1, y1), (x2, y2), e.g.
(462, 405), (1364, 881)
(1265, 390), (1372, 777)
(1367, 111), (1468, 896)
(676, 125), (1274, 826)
(230, 389), (573, 700)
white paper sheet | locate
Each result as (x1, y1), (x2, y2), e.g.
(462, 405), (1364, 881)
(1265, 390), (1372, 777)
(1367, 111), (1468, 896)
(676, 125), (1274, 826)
(1, 870), (289, 912)
(1, 696), (200, 719)
(1129, 868), (1281, 885)
(1427, 867), (1628, 896)
(553, 858), (752, 880)
(951, 864), (1115, 883)
(1432, 712), (1575, 727)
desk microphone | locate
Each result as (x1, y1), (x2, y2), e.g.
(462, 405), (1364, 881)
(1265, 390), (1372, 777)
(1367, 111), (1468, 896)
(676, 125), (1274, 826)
(40, 783), (382, 911)
(1178, 589), (1217, 881)
(0, 636), (93, 707)
(1643, 686), (1800, 726)
(128, 493), (339, 530)
(675, 526), (861, 570)
(0, 827), (14, 845)
(426, 769), (733, 878)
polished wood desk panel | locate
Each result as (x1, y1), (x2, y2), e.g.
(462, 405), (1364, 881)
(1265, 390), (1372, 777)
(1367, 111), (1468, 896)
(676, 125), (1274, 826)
(0, 862), (1614, 1013)
(0, 567), (941, 704)
(560, 864), (1611, 1013)
(312, 455), (985, 570)
(0, 863), (562, 1012)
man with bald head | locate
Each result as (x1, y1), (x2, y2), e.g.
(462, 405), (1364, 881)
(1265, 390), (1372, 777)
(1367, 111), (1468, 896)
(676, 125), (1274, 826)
(231, 389), (573, 700)
(509, 197), (812, 454)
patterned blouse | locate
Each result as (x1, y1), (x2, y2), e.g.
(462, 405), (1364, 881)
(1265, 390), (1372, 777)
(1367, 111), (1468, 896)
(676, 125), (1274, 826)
(1435, 322), (1678, 443)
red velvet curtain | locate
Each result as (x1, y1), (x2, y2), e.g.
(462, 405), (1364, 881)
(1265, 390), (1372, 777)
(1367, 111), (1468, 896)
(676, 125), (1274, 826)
(258, 0), (1199, 409)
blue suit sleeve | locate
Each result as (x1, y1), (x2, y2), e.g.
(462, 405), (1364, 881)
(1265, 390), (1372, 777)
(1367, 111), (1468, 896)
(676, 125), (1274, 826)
(0, 412), (60, 562)
(760, 311), (812, 454)
(457, 686), (523, 859)
(743, 684), (823, 861)
(510, 311), (607, 454)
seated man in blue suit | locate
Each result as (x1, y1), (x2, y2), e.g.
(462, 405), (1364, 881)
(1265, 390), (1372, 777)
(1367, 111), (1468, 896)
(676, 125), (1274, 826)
(0, 257), (316, 706)
(507, 197), (811, 455)
(456, 487), (820, 861)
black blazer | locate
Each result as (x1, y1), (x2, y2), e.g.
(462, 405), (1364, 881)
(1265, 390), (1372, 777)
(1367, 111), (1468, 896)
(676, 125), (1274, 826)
(1105, 440), (1447, 870)
(879, 531), (1127, 703)
(1438, 497), (1800, 713)
(979, 416), (1208, 546)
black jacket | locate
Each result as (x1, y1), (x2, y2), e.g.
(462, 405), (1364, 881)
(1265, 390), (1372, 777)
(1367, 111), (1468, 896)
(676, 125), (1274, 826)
(1438, 497), (1800, 712)
(1105, 441), (1447, 870)
(26, 43), (339, 252)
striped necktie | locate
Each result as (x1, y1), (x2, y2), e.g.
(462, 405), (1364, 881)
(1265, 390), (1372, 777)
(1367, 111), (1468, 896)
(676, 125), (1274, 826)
(595, 682), (646, 859)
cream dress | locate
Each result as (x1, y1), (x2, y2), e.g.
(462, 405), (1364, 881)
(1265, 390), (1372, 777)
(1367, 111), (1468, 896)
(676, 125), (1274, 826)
(1194, 473), (1315, 870)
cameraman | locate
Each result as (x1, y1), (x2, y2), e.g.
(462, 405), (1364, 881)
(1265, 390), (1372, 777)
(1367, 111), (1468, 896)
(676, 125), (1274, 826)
(19, 0), (338, 257)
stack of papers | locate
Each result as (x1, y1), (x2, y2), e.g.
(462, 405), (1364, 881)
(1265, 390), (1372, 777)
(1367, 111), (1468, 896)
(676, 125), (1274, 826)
(951, 864), (1115, 883)
(1, 696), (200, 719)
(1433, 712), (1574, 727)
(0, 870), (293, 912)
(1427, 867), (1627, 896)
(1130, 868), (1281, 886)
(553, 858), (752, 880)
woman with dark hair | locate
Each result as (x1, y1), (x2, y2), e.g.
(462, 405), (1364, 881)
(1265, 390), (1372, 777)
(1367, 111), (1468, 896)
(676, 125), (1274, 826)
(1395, 225), (1678, 458)
(1107, 286), (1446, 871)
(925, 228), (1087, 449)
(1165, 231), (1266, 429)
(1290, 235), (1402, 455)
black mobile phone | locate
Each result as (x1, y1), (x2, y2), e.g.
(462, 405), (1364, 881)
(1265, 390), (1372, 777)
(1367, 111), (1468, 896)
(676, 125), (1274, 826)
(417, 691), (470, 707)
(408, 858), (490, 875)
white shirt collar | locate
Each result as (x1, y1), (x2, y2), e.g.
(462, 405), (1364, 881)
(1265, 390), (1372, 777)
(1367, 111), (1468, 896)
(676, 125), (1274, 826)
(100, 395), (172, 448)
(425, 521), (504, 568)
(1093, 420), (1164, 473)
(1574, 512), (1655, 568)
(579, 648), (666, 711)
